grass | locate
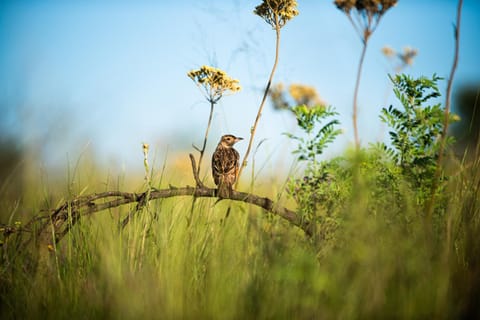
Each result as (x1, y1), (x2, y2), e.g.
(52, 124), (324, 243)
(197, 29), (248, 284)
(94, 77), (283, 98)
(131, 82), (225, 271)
(1, 150), (479, 319)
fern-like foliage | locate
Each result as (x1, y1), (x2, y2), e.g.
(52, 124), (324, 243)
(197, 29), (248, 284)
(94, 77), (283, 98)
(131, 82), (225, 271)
(379, 74), (457, 190)
(285, 105), (342, 162)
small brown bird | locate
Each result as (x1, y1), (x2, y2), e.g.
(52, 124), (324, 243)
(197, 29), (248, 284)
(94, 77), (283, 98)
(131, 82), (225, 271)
(212, 134), (243, 198)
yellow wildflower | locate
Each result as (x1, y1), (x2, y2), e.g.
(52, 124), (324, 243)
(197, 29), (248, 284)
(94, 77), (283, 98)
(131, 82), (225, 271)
(254, 0), (299, 28)
(289, 84), (326, 107)
(187, 65), (241, 103)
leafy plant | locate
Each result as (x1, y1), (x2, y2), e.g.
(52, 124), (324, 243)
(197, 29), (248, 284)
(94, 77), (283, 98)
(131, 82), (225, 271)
(285, 105), (341, 162)
(284, 104), (342, 235)
(379, 74), (458, 190)
(288, 157), (350, 216)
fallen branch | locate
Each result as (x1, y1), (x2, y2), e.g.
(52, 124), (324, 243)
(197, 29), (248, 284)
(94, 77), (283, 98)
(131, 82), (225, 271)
(18, 183), (309, 247)
(10, 154), (309, 251)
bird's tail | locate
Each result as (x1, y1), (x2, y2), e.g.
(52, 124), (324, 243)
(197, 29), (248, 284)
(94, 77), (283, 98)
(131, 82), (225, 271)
(217, 176), (233, 199)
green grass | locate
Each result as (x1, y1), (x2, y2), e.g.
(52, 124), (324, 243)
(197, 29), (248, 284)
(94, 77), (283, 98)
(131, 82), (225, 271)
(1, 151), (479, 319)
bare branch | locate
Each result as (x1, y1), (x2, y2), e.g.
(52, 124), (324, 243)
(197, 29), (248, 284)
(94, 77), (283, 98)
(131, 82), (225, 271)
(8, 152), (308, 248)
(189, 153), (206, 189)
(192, 144), (201, 152)
(14, 184), (310, 249)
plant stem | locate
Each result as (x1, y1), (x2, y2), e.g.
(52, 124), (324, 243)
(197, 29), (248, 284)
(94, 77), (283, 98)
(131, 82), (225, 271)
(439, 0), (463, 162)
(236, 22), (281, 186)
(352, 39), (368, 150)
(196, 100), (215, 177)
(426, 0), (463, 222)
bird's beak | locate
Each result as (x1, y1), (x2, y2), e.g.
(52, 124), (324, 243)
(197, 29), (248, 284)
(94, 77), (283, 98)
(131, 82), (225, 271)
(236, 137), (244, 142)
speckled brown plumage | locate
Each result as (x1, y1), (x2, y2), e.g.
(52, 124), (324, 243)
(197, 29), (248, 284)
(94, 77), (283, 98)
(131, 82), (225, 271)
(212, 134), (243, 198)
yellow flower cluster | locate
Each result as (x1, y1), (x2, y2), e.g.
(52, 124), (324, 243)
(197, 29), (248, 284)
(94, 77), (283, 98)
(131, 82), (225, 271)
(269, 82), (326, 111)
(187, 65), (241, 103)
(254, 0), (299, 28)
(289, 84), (325, 107)
(334, 0), (397, 14)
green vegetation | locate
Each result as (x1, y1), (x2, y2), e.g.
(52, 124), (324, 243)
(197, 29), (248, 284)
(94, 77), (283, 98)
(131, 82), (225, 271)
(285, 105), (341, 162)
(2, 0), (478, 319)
(2, 71), (479, 317)
(1, 145), (479, 319)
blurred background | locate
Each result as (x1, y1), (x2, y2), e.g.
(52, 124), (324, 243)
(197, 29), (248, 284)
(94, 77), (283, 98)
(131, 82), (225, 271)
(1, 0), (479, 190)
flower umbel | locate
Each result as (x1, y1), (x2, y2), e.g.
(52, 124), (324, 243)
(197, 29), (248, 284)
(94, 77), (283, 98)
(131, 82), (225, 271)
(254, 0), (299, 28)
(335, 0), (397, 15)
(187, 66), (240, 177)
(334, 0), (397, 42)
(187, 66), (241, 104)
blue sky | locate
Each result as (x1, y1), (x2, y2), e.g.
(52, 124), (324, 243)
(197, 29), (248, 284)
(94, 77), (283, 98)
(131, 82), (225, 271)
(1, 0), (479, 174)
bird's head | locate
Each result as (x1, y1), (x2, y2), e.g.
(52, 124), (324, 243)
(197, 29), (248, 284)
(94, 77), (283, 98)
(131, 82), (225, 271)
(219, 134), (243, 147)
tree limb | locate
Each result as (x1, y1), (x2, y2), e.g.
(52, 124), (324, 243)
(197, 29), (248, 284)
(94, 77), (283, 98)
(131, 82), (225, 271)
(16, 184), (309, 248)
(4, 153), (310, 264)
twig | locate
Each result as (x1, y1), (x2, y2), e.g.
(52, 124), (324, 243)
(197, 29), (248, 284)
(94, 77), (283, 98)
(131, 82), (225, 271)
(189, 153), (206, 189)
(119, 192), (149, 230)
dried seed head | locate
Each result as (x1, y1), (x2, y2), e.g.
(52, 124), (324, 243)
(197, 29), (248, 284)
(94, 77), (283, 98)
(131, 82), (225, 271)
(254, 0), (299, 28)
(334, 0), (397, 41)
(334, 0), (356, 13)
(336, 0), (397, 14)
(188, 65), (241, 103)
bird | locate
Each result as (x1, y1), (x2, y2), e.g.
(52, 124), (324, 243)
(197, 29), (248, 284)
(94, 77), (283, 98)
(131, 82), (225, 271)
(212, 134), (243, 198)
